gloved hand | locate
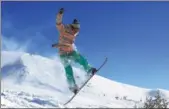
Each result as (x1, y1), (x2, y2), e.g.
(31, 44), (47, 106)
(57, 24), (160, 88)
(59, 8), (64, 14)
(52, 44), (55, 47)
(52, 43), (58, 48)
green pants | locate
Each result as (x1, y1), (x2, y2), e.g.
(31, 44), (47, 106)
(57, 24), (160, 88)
(60, 50), (92, 88)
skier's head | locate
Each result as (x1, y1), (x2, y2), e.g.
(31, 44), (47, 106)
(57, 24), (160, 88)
(71, 19), (80, 34)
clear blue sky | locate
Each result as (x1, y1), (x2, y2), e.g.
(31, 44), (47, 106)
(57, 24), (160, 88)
(2, 1), (169, 90)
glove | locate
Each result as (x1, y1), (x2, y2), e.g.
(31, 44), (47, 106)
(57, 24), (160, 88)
(52, 43), (58, 48)
(52, 44), (54, 47)
(59, 8), (64, 14)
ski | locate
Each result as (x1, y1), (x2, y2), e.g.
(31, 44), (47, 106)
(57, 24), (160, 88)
(64, 57), (108, 105)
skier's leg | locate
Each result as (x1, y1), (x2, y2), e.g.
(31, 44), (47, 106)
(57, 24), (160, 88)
(69, 51), (94, 74)
(60, 54), (77, 90)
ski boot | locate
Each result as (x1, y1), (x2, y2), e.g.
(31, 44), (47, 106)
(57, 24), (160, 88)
(87, 67), (97, 78)
(91, 67), (97, 75)
(69, 84), (79, 94)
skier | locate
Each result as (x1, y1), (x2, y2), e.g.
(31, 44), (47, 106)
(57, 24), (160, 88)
(52, 8), (97, 94)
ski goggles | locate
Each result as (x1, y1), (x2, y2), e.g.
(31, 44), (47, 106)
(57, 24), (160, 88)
(71, 24), (80, 29)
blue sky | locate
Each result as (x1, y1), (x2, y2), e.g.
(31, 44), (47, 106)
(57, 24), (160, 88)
(2, 1), (169, 90)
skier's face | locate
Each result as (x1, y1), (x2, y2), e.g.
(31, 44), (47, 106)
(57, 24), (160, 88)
(71, 26), (80, 35)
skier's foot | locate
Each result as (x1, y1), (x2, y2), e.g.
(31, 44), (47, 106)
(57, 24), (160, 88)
(87, 67), (97, 77)
(69, 85), (79, 94)
(91, 68), (97, 75)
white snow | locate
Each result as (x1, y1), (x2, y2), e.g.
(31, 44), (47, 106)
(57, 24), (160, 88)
(1, 51), (169, 108)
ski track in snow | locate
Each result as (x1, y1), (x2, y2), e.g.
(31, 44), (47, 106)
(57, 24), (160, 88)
(1, 51), (169, 108)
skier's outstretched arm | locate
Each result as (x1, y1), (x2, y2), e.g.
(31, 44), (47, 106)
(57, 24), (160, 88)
(56, 8), (64, 32)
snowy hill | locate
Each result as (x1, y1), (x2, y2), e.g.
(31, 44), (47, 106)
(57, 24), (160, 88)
(1, 51), (169, 108)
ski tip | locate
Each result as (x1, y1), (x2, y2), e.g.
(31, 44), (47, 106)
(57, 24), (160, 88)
(105, 57), (108, 61)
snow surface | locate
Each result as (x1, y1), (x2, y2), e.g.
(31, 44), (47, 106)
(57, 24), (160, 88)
(1, 51), (169, 108)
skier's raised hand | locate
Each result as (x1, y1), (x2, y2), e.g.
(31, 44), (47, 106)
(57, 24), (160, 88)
(59, 8), (64, 14)
(56, 8), (64, 30)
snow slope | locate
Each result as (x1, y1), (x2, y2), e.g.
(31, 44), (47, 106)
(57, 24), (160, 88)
(1, 51), (169, 108)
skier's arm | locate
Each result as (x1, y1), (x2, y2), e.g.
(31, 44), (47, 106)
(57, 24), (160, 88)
(56, 8), (64, 32)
